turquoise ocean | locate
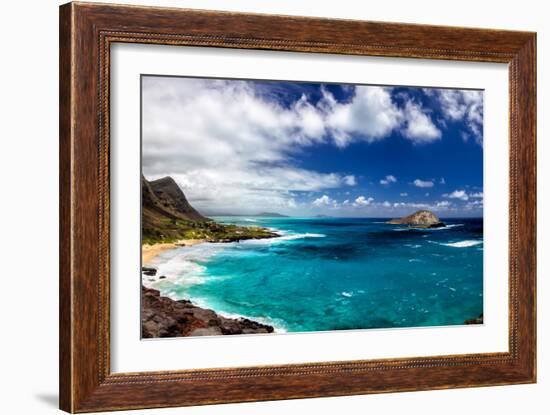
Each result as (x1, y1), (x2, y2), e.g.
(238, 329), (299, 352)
(144, 217), (483, 333)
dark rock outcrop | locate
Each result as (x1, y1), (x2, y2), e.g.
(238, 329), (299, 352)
(141, 267), (157, 276)
(141, 286), (275, 338)
(465, 314), (484, 325)
(387, 210), (445, 228)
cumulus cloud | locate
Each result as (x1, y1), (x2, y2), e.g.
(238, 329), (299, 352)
(465, 199), (483, 210)
(380, 175), (397, 185)
(353, 196), (374, 207)
(413, 179), (434, 188)
(312, 194), (336, 207)
(391, 200), (452, 212)
(427, 88), (483, 145)
(443, 190), (483, 203)
(325, 86), (442, 146)
(444, 190), (469, 201)
(142, 77), (380, 213)
(321, 86), (403, 147)
(313, 194), (375, 210)
(401, 101), (441, 143)
(142, 76), (474, 215)
(400, 192), (408, 197)
(343, 175), (357, 186)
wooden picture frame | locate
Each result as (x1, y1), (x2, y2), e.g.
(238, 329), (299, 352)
(59, 2), (536, 412)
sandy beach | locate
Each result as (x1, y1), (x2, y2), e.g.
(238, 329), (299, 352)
(142, 239), (206, 265)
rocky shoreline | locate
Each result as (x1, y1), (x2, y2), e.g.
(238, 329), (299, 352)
(141, 286), (275, 338)
(464, 313), (484, 325)
(141, 230), (280, 338)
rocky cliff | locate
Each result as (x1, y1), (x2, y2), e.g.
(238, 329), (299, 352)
(387, 210), (445, 228)
(141, 286), (274, 337)
(142, 175), (278, 244)
(142, 175), (207, 223)
(150, 176), (207, 222)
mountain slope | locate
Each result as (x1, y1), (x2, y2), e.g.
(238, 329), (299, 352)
(141, 175), (278, 244)
(142, 175), (208, 242)
(148, 176), (206, 222)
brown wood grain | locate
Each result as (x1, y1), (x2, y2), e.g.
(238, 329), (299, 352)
(59, 2), (536, 412)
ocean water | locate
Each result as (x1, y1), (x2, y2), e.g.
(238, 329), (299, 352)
(144, 217), (483, 333)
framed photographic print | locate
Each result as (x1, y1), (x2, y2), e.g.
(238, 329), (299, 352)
(59, 2), (536, 412)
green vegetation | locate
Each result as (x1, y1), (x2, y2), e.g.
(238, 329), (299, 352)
(142, 218), (278, 245)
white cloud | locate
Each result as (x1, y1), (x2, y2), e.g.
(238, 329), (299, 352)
(442, 190), (483, 207)
(465, 199), (483, 210)
(390, 200), (452, 212)
(431, 89), (483, 144)
(313, 194), (376, 210)
(382, 201), (391, 207)
(320, 86), (442, 147)
(322, 86), (403, 147)
(343, 175), (357, 186)
(440, 177), (446, 185)
(380, 174), (397, 185)
(400, 192), (408, 197)
(353, 196), (374, 207)
(413, 179), (434, 188)
(401, 101), (441, 143)
(142, 77), (386, 214)
(312, 195), (336, 207)
(444, 190), (469, 201)
(142, 77), (461, 214)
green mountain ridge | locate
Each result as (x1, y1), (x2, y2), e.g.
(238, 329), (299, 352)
(141, 175), (277, 244)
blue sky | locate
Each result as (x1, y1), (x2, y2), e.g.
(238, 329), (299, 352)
(142, 76), (483, 218)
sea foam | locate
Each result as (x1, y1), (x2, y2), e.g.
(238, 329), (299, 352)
(440, 240), (483, 248)
(241, 232), (325, 245)
(423, 223), (465, 231)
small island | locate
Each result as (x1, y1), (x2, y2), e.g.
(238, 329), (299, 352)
(387, 209), (445, 228)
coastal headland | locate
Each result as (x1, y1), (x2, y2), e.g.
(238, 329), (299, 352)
(141, 175), (279, 337)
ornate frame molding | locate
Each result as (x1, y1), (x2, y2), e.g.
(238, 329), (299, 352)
(60, 2), (536, 412)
